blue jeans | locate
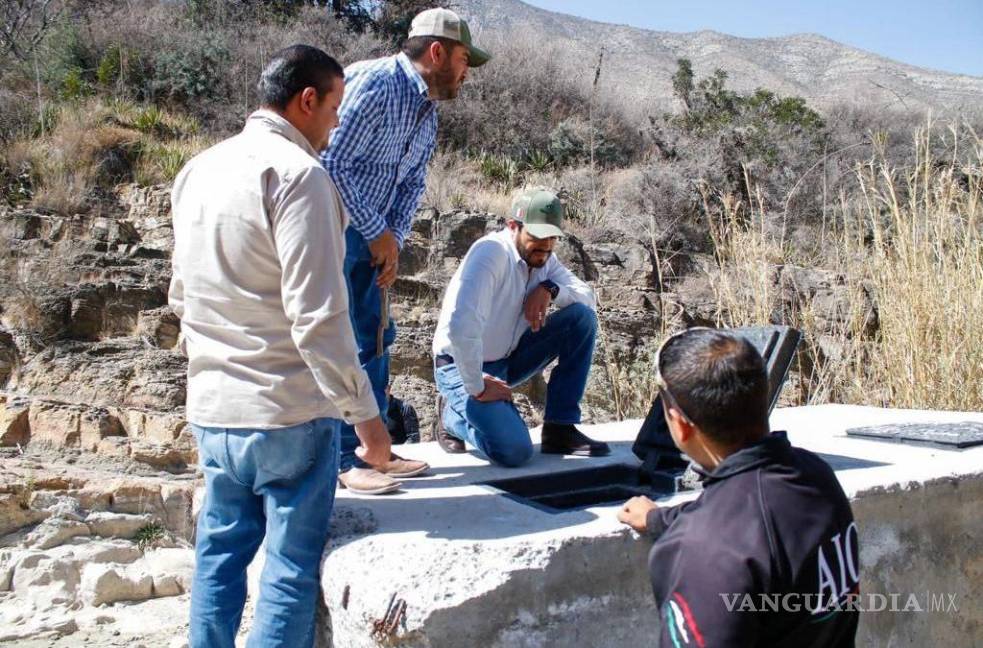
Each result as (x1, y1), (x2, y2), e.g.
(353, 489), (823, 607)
(434, 302), (597, 467)
(339, 228), (394, 471)
(189, 418), (340, 648)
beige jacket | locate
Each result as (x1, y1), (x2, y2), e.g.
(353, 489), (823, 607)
(168, 110), (378, 428)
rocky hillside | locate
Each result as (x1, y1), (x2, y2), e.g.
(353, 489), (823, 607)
(0, 188), (865, 462)
(457, 0), (983, 116)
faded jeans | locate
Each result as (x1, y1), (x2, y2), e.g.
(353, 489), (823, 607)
(434, 302), (597, 467)
(189, 417), (340, 648)
(339, 227), (394, 472)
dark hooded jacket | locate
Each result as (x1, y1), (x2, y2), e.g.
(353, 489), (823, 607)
(646, 432), (860, 648)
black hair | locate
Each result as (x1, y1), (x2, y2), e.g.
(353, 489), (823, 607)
(659, 328), (769, 445)
(401, 35), (459, 61)
(257, 45), (344, 111)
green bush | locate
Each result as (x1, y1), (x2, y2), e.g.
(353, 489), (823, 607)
(95, 45), (149, 92)
(477, 152), (520, 189)
(152, 39), (229, 103)
(60, 67), (92, 101)
(548, 118), (631, 168)
(134, 105), (167, 135)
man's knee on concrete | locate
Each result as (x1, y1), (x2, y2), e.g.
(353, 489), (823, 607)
(487, 439), (535, 468)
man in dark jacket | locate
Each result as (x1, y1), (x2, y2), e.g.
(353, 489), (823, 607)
(618, 328), (859, 647)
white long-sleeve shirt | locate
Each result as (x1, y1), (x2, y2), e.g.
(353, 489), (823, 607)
(169, 110), (378, 428)
(432, 228), (596, 396)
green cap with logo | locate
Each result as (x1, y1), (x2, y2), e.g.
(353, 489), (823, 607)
(510, 189), (565, 239)
(408, 8), (492, 68)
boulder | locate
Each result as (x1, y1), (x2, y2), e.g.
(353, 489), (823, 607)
(23, 518), (91, 550)
(0, 549), (13, 591)
(10, 554), (81, 606)
(85, 512), (154, 540)
(48, 538), (142, 566)
(26, 402), (83, 448)
(433, 211), (501, 258)
(130, 441), (194, 473)
(9, 338), (186, 411)
(29, 492), (86, 521)
(0, 395), (30, 447)
(143, 548), (194, 598)
(67, 284), (168, 341)
(80, 407), (126, 452)
(0, 328), (16, 388)
(0, 493), (49, 537)
(120, 408), (186, 443)
(137, 307), (180, 349)
(79, 563), (153, 606)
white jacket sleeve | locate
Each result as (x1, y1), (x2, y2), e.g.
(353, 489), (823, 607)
(547, 258), (597, 311)
(446, 240), (503, 396)
(167, 170), (188, 356)
(271, 167), (379, 424)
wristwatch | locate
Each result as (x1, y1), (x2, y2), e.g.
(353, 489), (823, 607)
(539, 280), (559, 300)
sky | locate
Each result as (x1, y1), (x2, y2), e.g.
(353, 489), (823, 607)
(523, 0), (983, 78)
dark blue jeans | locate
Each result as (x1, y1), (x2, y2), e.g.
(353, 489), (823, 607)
(339, 228), (394, 471)
(189, 417), (340, 648)
(434, 302), (597, 467)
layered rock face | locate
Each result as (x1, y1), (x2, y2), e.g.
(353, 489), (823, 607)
(0, 187), (875, 465)
(1, 185), (194, 473)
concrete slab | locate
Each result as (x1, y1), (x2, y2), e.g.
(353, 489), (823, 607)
(317, 405), (983, 647)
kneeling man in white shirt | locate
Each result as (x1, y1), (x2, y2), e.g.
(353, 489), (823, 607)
(431, 188), (610, 466)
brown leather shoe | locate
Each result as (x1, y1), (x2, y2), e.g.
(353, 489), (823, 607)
(437, 428), (466, 454)
(378, 453), (430, 478)
(540, 423), (611, 457)
(433, 392), (466, 454)
(338, 468), (401, 495)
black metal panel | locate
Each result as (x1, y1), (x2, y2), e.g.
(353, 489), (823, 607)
(730, 325), (802, 413)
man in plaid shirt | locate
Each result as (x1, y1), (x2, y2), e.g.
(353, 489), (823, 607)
(322, 8), (491, 495)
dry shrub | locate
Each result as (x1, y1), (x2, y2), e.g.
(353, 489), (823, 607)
(16, 101), (141, 213)
(841, 124), (983, 410)
(706, 122), (983, 410)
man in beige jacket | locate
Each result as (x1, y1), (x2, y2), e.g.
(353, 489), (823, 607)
(169, 45), (390, 648)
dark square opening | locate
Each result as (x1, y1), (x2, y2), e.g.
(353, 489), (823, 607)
(483, 463), (682, 514)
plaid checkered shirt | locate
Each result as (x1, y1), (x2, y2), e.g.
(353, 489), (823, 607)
(320, 53), (438, 247)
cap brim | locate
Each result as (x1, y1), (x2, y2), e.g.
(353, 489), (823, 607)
(467, 44), (491, 67)
(525, 223), (564, 239)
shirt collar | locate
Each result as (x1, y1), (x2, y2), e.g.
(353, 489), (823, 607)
(244, 109), (318, 159)
(699, 431), (792, 484)
(396, 52), (431, 98)
(497, 228), (524, 267)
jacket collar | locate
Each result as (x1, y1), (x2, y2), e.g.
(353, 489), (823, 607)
(396, 52), (431, 98)
(244, 109), (318, 158)
(699, 431), (792, 485)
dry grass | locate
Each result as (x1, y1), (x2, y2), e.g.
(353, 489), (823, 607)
(2, 98), (212, 213)
(707, 122), (983, 410)
(841, 124), (983, 409)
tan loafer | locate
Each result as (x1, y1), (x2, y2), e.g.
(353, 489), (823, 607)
(338, 467), (402, 495)
(378, 453), (430, 479)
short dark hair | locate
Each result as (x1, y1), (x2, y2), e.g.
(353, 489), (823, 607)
(401, 35), (459, 61)
(659, 328), (769, 445)
(257, 45), (344, 111)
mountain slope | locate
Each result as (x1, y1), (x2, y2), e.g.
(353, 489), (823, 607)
(456, 0), (983, 115)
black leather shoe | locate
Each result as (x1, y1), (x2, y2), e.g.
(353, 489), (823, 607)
(540, 423), (611, 457)
(433, 393), (466, 454)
